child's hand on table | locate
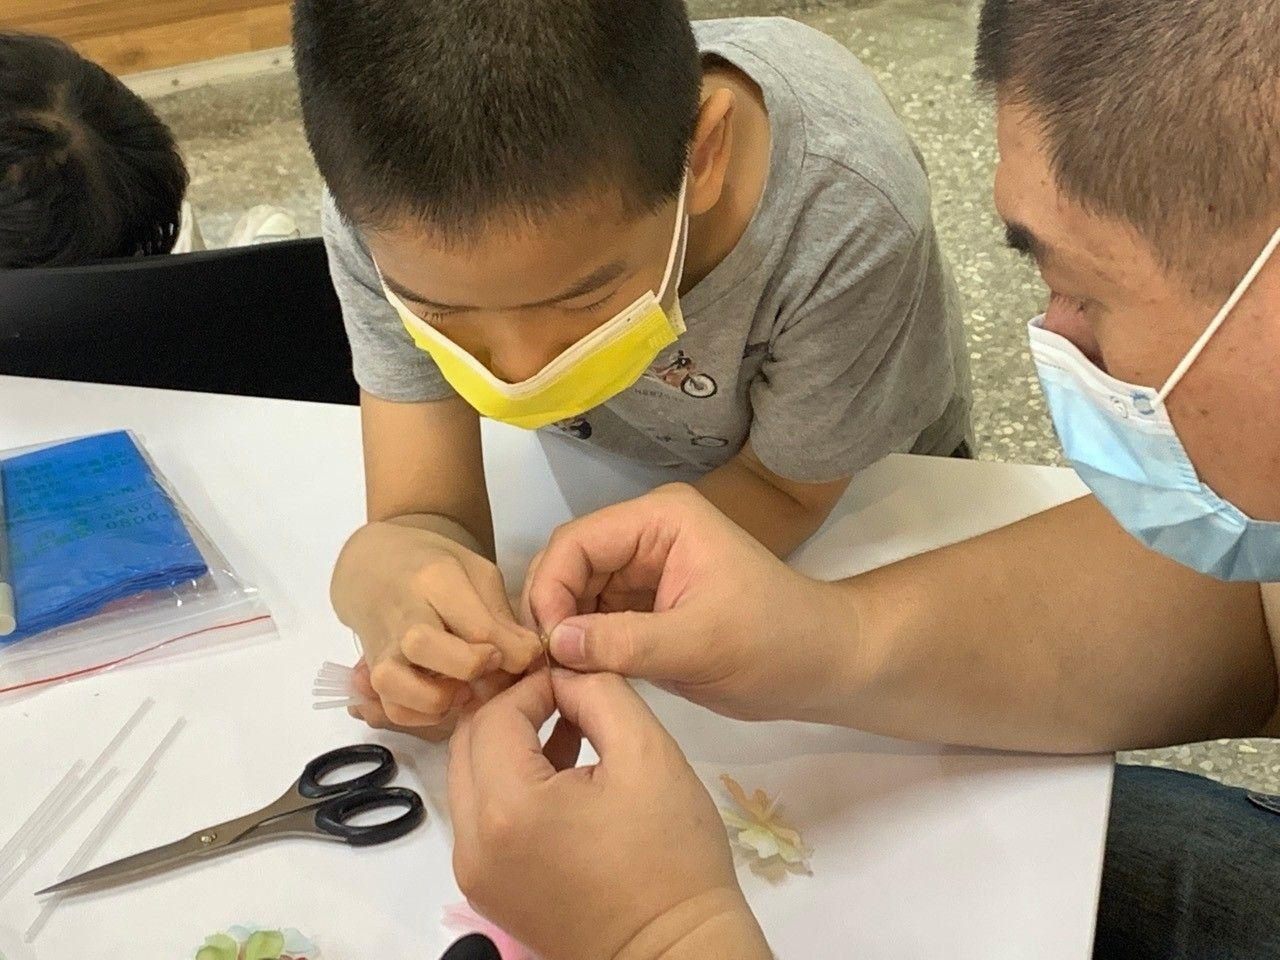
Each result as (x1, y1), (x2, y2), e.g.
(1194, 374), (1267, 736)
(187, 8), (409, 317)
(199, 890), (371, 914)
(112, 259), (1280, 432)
(331, 520), (543, 735)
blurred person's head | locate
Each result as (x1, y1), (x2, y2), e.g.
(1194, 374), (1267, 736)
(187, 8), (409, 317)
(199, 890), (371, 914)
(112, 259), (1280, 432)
(0, 33), (187, 268)
(977, 0), (1280, 523)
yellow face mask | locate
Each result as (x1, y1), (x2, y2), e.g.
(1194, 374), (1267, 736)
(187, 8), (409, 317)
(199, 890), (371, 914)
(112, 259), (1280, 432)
(382, 179), (689, 430)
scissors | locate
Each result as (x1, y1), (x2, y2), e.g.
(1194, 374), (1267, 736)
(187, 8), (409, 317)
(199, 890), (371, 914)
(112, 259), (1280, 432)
(37, 744), (424, 897)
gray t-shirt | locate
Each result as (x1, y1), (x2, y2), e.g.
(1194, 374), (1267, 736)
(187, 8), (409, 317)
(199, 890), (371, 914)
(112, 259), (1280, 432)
(324, 16), (971, 483)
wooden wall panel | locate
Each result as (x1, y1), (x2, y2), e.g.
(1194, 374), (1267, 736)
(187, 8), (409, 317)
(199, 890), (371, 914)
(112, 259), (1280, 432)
(0, 0), (292, 75)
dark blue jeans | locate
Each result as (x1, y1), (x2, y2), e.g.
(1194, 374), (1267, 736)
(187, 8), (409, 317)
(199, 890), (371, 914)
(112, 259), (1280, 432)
(1094, 764), (1280, 959)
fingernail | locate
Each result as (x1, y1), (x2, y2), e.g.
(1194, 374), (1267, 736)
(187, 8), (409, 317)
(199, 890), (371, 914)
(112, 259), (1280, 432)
(485, 649), (502, 672)
(550, 622), (586, 664)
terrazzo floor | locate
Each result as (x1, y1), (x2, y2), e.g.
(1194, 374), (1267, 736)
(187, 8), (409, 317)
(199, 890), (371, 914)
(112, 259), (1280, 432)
(144, 0), (1278, 792)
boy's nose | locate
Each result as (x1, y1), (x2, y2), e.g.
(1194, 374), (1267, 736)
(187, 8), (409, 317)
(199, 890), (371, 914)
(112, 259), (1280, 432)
(487, 345), (562, 384)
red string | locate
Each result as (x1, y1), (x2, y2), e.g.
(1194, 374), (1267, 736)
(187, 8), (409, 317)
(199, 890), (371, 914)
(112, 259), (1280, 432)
(0, 614), (273, 695)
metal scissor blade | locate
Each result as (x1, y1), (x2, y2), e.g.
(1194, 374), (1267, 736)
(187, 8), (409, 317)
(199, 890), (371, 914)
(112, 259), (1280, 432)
(34, 805), (271, 897)
(35, 831), (210, 896)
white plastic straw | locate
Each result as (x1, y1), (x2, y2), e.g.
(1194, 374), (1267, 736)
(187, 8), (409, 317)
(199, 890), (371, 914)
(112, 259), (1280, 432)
(313, 662), (365, 712)
(24, 771), (154, 942)
(0, 698), (153, 894)
(25, 717), (185, 942)
(79, 699), (154, 792)
(0, 767), (119, 899)
(312, 697), (363, 711)
(0, 762), (82, 884)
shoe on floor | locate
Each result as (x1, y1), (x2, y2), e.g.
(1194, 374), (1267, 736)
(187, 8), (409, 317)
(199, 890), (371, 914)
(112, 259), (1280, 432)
(225, 205), (301, 247)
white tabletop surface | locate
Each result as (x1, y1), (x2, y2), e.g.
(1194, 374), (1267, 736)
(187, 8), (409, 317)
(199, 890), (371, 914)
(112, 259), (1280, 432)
(0, 376), (1109, 960)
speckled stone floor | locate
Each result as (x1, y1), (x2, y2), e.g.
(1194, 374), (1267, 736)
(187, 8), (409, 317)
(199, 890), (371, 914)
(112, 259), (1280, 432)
(144, 0), (1278, 793)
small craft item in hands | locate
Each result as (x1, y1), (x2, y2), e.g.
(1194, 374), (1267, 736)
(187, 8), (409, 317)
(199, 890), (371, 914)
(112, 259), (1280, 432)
(312, 661), (368, 711)
(193, 925), (320, 960)
(719, 774), (812, 879)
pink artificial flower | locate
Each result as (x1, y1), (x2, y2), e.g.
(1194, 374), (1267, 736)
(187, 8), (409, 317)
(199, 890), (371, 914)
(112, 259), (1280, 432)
(441, 902), (538, 960)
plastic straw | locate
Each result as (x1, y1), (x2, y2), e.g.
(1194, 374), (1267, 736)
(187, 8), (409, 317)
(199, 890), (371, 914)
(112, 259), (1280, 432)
(79, 699), (154, 790)
(312, 697), (363, 711)
(0, 767), (119, 900)
(25, 771), (155, 942)
(25, 717), (185, 942)
(0, 698), (153, 893)
(0, 762), (82, 884)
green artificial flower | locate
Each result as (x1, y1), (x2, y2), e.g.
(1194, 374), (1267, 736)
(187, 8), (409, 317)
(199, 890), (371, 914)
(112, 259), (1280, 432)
(243, 930), (286, 960)
(195, 933), (240, 960)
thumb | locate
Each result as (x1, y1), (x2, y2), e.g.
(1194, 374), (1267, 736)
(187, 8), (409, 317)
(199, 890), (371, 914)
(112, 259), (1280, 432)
(549, 669), (673, 764)
(549, 608), (690, 680)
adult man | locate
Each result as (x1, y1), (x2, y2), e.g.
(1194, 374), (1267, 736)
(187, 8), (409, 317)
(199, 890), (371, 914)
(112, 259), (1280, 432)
(444, 1), (1280, 957)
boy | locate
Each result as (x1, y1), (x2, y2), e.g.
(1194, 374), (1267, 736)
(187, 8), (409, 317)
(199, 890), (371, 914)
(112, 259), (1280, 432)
(294, 0), (972, 731)
(0, 32), (298, 267)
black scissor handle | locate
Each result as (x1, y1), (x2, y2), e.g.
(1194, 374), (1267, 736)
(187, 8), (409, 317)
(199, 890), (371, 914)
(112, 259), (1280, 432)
(314, 786), (425, 846)
(299, 744), (396, 799)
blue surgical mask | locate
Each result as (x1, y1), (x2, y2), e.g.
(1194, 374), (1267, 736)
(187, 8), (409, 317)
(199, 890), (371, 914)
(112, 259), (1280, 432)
(1029, 226), (1280, 582)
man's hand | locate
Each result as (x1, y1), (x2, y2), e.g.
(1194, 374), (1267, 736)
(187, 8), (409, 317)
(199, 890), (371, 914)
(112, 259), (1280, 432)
(449, 670), (771, 960)
(331, 519), (542, 735)
(521, 483), (857, 723)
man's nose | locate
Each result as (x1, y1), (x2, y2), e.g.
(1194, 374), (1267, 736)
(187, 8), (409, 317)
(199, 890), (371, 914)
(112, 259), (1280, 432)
(1044, 293), (1104, 366)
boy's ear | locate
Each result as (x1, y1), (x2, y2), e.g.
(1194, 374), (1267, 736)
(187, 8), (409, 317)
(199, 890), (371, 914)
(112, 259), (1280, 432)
(686, 88), (735, 218)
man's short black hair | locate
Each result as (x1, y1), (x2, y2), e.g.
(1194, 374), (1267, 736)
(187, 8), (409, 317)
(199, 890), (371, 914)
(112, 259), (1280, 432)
(293, 0), (701, 241)
(975, 0), (1280, 291)
(0, 33), (188, 268)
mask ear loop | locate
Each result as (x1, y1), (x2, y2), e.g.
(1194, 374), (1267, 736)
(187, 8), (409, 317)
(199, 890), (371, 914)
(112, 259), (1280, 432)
(1157, 225), (1280, 403)
(656, 174), (691, 303)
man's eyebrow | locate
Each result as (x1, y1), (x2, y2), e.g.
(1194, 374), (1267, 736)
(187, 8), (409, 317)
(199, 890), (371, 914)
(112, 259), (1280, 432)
(1004, 221), (1051, 264)
(380, 260), (629, 312)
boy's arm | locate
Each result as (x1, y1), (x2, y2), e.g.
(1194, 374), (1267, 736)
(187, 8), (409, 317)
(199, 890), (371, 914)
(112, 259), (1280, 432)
(359, 390), (494, 555)
(333, 391), (540, 733)
(695, 442), (850, 557)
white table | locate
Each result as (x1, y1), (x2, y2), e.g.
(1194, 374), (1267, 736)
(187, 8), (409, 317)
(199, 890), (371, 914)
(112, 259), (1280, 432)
(0, 376), (1109, 960)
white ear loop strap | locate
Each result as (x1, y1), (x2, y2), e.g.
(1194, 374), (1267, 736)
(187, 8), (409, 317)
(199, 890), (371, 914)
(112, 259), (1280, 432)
(1158, 225), (1280, 402)
(656, 174), (690, 300)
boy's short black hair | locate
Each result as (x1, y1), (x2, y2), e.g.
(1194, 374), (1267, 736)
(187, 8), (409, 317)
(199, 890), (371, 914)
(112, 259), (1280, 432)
(0, 33), (187, 269)
(975, 0), (1280, 291)
(293, 0), (701, 241)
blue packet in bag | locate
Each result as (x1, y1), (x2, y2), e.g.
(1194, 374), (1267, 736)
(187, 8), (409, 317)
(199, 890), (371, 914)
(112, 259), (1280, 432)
(1, 432), (209, 644)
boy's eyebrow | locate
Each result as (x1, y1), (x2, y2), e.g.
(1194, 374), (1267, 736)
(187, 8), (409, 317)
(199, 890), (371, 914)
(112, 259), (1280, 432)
(381, 260), (629, 311)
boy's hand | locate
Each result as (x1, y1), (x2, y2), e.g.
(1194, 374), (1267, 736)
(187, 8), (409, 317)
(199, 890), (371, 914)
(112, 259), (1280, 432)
(449, 670), (771, 960)
(331, 520), (543, 731)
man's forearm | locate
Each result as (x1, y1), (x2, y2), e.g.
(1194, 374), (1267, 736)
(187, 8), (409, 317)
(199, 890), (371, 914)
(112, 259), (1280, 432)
(818, 495), (1276, 752)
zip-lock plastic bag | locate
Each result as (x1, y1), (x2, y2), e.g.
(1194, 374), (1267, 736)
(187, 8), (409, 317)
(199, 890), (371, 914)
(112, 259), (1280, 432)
(0, 431), (273, 698)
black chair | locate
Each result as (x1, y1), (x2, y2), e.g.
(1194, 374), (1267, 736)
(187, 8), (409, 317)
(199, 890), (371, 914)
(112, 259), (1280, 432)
(0, 238), (359, 404)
